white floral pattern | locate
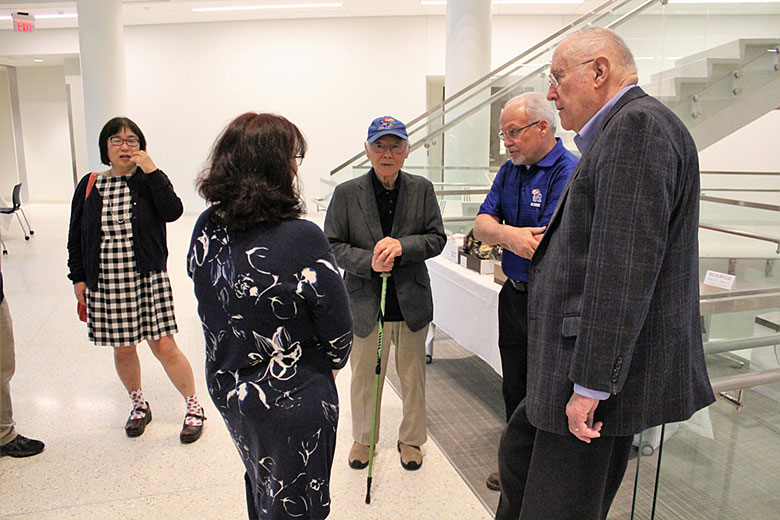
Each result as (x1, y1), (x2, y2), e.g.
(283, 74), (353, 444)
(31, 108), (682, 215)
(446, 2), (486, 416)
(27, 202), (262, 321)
(188, 213), (352, 520)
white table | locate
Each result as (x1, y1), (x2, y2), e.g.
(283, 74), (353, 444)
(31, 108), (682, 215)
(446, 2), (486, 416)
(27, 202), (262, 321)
(427, 256), (502, 375)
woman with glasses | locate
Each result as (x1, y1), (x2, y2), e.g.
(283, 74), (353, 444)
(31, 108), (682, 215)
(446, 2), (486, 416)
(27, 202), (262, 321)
(67, 116), (204, 443)
(188, 112), (352, 520)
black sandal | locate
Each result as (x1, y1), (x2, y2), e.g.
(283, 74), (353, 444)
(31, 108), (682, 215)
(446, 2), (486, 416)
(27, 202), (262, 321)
(180, 410), (205, 444)
(125, 403), (152, 438)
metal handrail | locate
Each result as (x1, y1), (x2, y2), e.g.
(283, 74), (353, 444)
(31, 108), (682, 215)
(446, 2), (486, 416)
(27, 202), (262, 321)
(701, 189), (780, 193)
(704, 334), (780, 355)
(711, 369), (780, 393)
(700, 195), (780, 212)
(701, 171), (780, 176)
(699, 222), (780, 250)
(329, 0), (657, 176)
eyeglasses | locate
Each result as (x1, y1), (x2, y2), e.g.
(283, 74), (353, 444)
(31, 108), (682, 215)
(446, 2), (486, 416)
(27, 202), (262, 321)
(547, 59), (594, 88)
(109, 136), (140, 147)
(294, 154), (305, 166)
(369, 141), (408, 154)
(498, 120), (540, 141)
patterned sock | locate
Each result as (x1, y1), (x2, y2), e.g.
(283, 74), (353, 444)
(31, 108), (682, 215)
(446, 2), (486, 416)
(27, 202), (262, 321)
(129, 389), (148, 420)
(184, 395), (203, 426)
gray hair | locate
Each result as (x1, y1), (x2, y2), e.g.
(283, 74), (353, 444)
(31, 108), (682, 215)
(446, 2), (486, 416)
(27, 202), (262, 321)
(565, 27), (637, 73)
(503, 92), (557, 134)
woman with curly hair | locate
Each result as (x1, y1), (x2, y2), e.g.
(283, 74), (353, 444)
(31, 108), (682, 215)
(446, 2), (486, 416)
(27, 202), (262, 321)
(188, 112), (353, 519)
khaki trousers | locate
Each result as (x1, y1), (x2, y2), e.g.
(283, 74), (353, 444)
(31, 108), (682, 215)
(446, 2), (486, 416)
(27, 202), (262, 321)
(0, 299), (17, 446)
(350, 321), (428, 447)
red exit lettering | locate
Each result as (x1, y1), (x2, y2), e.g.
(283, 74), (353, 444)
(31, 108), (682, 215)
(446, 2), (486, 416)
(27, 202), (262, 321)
(14, 20), (36, 33)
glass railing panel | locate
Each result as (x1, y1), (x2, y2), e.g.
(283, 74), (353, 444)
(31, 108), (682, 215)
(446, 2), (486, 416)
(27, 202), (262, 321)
(701, 172), (780, 207)
(699, 196), (780, 262)
(328, 0), (659, 184)
(632, 283), (780, 518)
(700, 200), (780, 228)
(630, 386), (780, 519)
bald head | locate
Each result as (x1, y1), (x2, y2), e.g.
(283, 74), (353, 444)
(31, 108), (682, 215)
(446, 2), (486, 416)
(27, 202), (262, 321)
(563, 28), (637, 78)
(547, 28), (638, 132)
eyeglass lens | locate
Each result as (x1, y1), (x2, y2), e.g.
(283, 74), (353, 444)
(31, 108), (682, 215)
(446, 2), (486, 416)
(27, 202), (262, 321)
(110, 137), (139, 146)
(371, 142), (405, 153)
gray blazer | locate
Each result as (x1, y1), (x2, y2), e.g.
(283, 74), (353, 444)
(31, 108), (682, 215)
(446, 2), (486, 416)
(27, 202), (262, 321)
(325, 170), (446, 338)
(526, 87), (715, 436)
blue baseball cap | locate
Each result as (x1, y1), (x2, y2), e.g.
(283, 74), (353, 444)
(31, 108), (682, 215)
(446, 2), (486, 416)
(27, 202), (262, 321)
(366, 116), (408, 143)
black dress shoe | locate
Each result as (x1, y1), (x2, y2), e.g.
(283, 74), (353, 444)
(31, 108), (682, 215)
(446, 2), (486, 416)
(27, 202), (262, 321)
(0, 434), (45, 458)
(486, 471), (500, 491)
(180, 411), (205, 444)
(125, 403), (152, 438)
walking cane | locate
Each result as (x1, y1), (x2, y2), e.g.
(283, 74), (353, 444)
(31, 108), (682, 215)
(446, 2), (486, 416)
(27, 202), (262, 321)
(366, 272), (390, 504)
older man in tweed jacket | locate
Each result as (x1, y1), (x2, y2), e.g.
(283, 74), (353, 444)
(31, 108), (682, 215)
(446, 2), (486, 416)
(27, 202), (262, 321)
(495, 28), (715, 520)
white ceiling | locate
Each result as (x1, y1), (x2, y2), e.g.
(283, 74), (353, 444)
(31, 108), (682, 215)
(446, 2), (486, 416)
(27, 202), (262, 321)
(1, 0), (779, 30)
(1, 0), (778, 66)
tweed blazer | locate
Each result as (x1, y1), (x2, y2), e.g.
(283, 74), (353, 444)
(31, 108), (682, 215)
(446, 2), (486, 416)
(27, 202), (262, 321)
(526, 87), (715, 436)
(324, 170), (446, 338)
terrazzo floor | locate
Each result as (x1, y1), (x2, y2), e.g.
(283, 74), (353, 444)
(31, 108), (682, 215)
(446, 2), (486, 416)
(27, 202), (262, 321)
(0, 204), (492, 520)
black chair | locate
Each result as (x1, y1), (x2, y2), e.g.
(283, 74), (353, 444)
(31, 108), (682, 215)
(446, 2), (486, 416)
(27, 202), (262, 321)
(0, 183), (34, 241)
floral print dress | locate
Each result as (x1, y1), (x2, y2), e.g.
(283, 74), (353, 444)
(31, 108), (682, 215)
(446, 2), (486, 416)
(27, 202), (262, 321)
(188, 211), (352, 520)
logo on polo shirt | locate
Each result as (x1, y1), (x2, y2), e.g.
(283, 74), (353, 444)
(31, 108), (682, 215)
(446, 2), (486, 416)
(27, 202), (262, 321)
(531, 188), (542, 207)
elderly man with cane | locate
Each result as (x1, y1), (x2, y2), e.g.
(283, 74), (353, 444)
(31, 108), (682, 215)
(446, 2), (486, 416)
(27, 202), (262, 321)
(325, 116), (445, 481)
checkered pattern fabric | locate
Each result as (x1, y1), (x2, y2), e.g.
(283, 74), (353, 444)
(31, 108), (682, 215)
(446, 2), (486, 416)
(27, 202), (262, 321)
(87, 175), (178, 347)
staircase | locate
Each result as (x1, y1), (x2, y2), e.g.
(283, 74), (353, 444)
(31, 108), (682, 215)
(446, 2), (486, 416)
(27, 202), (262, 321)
(644, 39), (780, 151)
(321, 0), (780, 232)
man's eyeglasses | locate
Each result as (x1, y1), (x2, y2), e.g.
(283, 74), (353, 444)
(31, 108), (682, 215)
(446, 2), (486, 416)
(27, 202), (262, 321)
(369, 142), (408, 154)
(109, 136), (140, 147)
(547, 59), (594, 88)
(498, 120), (540, 141)
(294, 154), (305, 166)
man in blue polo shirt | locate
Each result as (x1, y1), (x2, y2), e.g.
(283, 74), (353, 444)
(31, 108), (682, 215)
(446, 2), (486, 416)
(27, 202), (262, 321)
(474, 92), (577, 491)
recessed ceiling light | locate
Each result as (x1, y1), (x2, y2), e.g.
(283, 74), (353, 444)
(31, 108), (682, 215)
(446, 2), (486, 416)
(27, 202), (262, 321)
(0, 13), (77, 20)
(35, 13), (78, 19)
(193, 2), (342, 12)
(33, 58), (44, 63)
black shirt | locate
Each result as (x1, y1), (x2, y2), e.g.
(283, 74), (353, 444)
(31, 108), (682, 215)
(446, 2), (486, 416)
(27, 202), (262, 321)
(371, 172), (403, 322)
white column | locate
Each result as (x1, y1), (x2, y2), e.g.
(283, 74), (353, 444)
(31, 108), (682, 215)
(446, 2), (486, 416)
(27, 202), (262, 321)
(443, 0), (492, 188)
(76, 0), (127, 171)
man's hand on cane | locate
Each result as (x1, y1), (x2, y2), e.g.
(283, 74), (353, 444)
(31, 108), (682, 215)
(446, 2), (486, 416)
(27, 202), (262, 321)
(372, 237), (401, 272)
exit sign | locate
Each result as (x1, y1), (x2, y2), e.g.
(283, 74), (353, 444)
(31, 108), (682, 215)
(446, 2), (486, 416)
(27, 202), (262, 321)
(12, 12), (36, 33)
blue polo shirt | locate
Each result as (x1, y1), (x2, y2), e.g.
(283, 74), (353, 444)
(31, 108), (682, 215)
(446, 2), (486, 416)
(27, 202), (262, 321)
(477, 138), (578, 282)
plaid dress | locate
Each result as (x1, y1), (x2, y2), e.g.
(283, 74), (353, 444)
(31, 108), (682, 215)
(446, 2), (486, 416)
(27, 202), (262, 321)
(87, 174), (178, 346)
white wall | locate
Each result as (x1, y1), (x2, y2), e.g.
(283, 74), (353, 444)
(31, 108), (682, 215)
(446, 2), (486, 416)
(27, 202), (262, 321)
(16, 66), (74, 203)
(64, 58), (89, 182)
(122, 16), (430, 213)
(0, 67), (18, 199)
(0, 13), (778, 208)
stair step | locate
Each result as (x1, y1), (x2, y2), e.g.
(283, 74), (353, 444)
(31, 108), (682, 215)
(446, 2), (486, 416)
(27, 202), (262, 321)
(674, 38), (780, 67)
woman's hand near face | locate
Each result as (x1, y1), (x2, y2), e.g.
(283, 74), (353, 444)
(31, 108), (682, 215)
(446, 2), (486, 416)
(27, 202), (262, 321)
(74, 282), (87, 305)
(130, 150), (157, 174)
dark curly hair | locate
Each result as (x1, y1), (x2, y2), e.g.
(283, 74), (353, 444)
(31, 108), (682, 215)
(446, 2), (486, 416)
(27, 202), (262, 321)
(98, 116), (147, 166)
(197, 112), (306, 230)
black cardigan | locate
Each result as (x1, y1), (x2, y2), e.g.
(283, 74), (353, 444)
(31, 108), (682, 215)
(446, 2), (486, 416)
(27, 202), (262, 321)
(67, 168), (183, 291)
